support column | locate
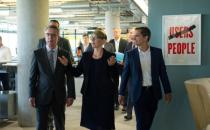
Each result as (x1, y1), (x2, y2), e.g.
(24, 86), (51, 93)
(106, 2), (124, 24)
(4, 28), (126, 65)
(16, 0), (48, 126)
(105, 10), (120, 41)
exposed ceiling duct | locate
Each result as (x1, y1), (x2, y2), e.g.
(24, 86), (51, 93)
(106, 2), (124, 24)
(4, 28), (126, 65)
(0, 0), (148, 29)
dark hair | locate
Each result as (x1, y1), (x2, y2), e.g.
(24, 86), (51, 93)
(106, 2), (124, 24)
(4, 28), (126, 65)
(45, 25), (59, 33)
(135, 27), (151, 41)
(82, 33), (89, 37)
(50, 19), (60, 27)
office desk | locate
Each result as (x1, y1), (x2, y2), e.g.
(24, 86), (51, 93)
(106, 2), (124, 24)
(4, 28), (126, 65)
(2, 62), (18, 67)
(1, 62), (18, 91)
(0, 90), (16, 119)
(0, 62), (18, 120)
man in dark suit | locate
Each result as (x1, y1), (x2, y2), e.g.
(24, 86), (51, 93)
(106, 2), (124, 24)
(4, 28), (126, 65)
(123, 27), (136, 121)
(37, 20), (75, 130)
(29, 25), (75, 130)
(109, 28), (128, 53)
(78, 33), (93, 54)
(119, 27), (172, 130)
(109, 27), (128, 110)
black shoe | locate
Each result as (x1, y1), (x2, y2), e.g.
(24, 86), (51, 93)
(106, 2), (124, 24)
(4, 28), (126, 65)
(114, 105), (119, 110)
(124, 115), (132, 121)
(121, 108), (126, 113)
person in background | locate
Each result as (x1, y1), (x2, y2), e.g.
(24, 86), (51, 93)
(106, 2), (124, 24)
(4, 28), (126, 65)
(109, 27), (128, 111)
(109, 28), (128, 53)
(59, 30), (118, 130)
(0, 36), (12, 62)
(0, 36), (12, 91)
(77, 33), (93, 54)
(29, 25), (75, 130)
(119, 27), (172, 130)
(38, 19), (74, 64)
(123, 27), (136, 121)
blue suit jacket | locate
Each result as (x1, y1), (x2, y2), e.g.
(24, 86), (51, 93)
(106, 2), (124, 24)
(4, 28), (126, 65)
(119, 46), (171, 104)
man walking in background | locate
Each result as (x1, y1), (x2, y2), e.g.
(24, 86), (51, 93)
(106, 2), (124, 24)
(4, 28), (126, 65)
(109, 27), (128, 111)
(38, 20), (74, 63)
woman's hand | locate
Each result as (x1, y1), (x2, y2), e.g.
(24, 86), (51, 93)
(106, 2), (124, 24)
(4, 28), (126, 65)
(66, 98), (74, 107)
(107, 55), (116, 66)
(58, 56), (68, 66)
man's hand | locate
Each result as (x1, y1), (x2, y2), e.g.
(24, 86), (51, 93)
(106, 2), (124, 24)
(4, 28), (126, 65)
(107, 56), (116, 66)
(66, 98), (74, 107)
(29, 97), (36, 108)
(58, 56), (68, 66)
(164, 93), (172, 104)
(118, 95), (125, 106)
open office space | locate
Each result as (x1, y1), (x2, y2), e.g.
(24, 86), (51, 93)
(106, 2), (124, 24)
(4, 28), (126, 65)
(1, 0), (210, 130)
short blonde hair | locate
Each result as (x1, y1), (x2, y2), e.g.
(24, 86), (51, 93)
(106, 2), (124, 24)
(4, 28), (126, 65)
(93, 30), (107, 40)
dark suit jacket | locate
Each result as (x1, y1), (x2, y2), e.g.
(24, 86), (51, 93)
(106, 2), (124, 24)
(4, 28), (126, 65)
(29, 47), (75, 106)
(104, 42), (115, 53)
(119, 47), (171, 104)
(38, 37), (74, 63)
(125, 42), (134, 52)
(69, 49), (118, 95)
(78, 42), (93, 53)
(109, 38), (128, 53)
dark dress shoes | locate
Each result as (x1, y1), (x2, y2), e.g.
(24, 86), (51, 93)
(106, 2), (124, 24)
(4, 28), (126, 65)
(124, 115), (132, 121)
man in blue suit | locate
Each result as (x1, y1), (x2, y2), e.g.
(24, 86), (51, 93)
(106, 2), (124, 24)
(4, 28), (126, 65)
(119, 27), (172, 130)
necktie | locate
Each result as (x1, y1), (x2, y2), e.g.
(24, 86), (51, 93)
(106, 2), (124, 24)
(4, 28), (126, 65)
(132, 43), (136, 49)
(49, 50), (54, 72)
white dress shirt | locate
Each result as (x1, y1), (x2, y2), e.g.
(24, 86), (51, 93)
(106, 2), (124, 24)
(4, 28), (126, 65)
(138, 47), (152, 87)
(0, 45), (12, 62)
(114, 39), (120, 52)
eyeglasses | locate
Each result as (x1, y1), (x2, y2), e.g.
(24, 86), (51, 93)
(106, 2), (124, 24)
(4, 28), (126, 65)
(45, 33), (58, 37)
(90, 36), (96, 41)
(90, 36), (105, 41)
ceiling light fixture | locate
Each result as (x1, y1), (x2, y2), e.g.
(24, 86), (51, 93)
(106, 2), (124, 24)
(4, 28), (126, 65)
(49, 8), (63, 13)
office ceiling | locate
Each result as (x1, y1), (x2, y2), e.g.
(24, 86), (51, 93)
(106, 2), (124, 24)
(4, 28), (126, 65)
(0, 0), (148, 31)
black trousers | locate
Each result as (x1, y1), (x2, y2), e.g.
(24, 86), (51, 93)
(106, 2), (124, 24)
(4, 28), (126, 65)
(134, 87), (158, 130)
(36, 96), (65, 130)
(126, 92), (133, 117)
(113, 75), (119, 108)
(91, 127), (113, 130)
(0, 72), (9, 90)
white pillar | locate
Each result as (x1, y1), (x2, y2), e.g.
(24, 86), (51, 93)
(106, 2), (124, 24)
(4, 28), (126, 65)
(105, 10), (120, 41)
(16, 0), (48, 126)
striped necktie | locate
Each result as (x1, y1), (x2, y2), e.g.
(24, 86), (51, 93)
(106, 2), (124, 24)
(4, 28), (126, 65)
(49, 50), (55, 72)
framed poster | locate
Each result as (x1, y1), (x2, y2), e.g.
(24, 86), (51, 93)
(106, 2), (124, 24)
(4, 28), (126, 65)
(162, 14), (201, 65)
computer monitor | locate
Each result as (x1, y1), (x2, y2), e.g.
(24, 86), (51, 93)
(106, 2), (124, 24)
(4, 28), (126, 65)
(0, 71), (9, 91)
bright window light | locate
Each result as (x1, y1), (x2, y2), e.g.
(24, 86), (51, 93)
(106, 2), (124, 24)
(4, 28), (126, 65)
(49, 8), (63, 13)
(133, 0), (148, 16)
(0, 10), (9, 16)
